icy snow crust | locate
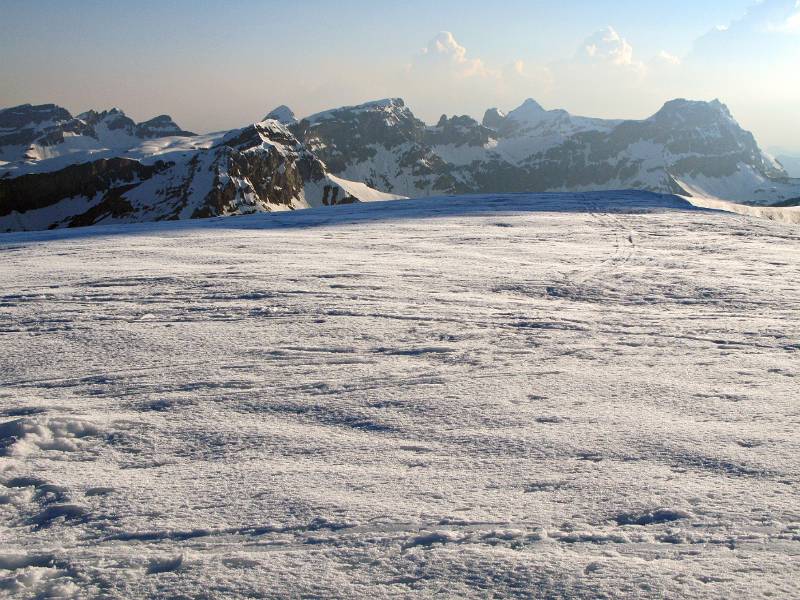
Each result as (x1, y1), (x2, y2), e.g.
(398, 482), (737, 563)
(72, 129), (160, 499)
(0, 191), (799, 598)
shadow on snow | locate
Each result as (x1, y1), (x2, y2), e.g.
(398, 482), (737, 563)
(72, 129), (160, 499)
(0, 190), (707, 245)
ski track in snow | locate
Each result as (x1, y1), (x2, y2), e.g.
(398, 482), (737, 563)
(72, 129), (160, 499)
(0, 191), (798, 598)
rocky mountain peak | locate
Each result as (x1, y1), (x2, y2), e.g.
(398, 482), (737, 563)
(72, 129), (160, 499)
(77, 108), (132, 127)
(427, 115), (493, 148)
(222, 120), (300, 153)
(0, 103), (72, 128)
(135, 115), (195, 138)
(482, 108), (507, 130)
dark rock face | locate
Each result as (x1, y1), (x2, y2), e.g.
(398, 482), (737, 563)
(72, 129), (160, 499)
(292, 98), (425, 173)
(426, 115), (493, 147)
(482, 108), (507, 130)
(0, 104), (72, 129)
(192, 122), (323, 218)
(0, 104), (76, 150)
(0, 158), (170, 217)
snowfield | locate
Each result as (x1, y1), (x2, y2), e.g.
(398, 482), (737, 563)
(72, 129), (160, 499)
(1, 191), (799, 598)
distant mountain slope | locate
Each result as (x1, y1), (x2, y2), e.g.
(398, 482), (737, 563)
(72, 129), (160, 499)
(0, 104), (196, 166)
(0, 110), (399, 232)
(776, 154), (800, 178)
(283, 97), (800, 205)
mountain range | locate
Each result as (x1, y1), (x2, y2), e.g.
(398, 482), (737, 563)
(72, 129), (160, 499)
(1, 98), (798, 232)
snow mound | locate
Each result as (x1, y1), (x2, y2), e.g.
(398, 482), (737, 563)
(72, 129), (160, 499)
(682, 194), (800, 224)
(0, 417), (102, 457)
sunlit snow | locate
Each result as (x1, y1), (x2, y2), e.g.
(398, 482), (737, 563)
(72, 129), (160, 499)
(0, 191), (798, 598)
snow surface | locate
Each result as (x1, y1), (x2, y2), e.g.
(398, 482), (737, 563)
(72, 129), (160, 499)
(685, 195), (800, 225)
(1, 191), (799, 598)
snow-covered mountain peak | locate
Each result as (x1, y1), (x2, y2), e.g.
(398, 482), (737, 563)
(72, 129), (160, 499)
(502, 99), (584, 134)
(264, 105), (298, 126)
(304, 98), (411, 126)
(222, 119), (300, 155)
(360, 98), (405, 110)
(76, 108), (136, 132)
(650, 98), (734, 127)
(507, 98), (547, 121)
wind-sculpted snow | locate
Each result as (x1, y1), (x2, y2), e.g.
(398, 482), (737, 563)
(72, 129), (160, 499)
(0, 191), (798, 598)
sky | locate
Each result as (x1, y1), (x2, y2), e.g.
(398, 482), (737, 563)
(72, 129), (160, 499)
(1, 0), (798, 153)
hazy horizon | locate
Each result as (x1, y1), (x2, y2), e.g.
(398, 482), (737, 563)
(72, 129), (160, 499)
(2, 0), (799, 152)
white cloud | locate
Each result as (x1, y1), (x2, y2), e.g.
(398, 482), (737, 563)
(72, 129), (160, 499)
(655, 50), (681, 66)
(401, 32), (553, 122)
(767, 5), (800, 32)
(405, 28), (653, 120)
(397, 14), (798, 150)
(538, 26), (653, 117)
(578, 27), (642, 70)
(413, 31), (495, 79)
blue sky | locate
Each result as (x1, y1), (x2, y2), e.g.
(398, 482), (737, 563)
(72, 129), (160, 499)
(2, 0), (798, 151)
